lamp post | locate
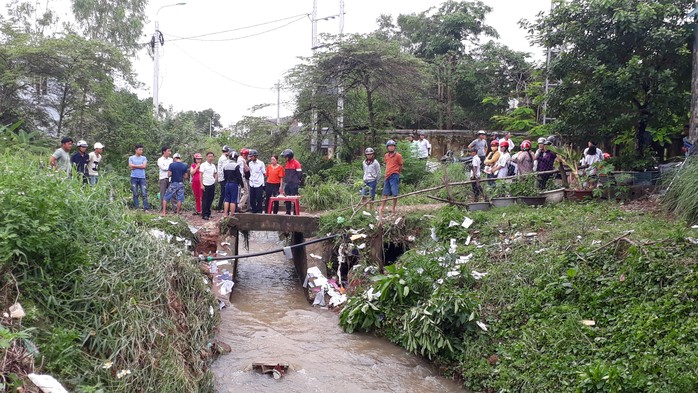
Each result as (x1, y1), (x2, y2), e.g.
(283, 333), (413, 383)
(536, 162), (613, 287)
(152, 2), (186, 119)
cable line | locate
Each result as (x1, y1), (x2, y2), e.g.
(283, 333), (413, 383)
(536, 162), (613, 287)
(167, 13), (309, 42)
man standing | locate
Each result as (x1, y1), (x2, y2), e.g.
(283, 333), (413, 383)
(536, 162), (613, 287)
(468, 130), (488, 165)
(499, 132), (514, 151)
(50, 137), (73, 176)
(162, 153), (189, 216)
(535, 140), (557, 189)
(70, 140), (90, 183)
(379, 140), (403, 217)
(157, 146), (172, 214)
(407, 135), (419, 158)
(417, 133), (431, 160)
(215, 145), (231, 212)
(223, 150), (243, 218)
(361, 147), (381, 211)
(200, 152), (218, 220)
(87, 142), (104, 185)
(128, 144), (149, 211)
(247, 150), (266, 213)
(469, 147), (483, 202)
(238, 148), (251, 212)
(281, 149), (302, 215)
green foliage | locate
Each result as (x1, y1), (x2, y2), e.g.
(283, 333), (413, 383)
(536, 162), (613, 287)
(0, 153), (217, 391)
(508, 175), (539, 197)
(663, 159), (698, 224)
(301, 176), (353, 211)
(491, 107), (539, 132)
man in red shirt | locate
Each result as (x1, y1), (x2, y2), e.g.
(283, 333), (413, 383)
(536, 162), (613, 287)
(281, 149), (302, 215)
(379, 140), (403, 217)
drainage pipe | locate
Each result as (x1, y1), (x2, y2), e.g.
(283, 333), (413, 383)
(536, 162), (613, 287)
(195, 234), (340, 262)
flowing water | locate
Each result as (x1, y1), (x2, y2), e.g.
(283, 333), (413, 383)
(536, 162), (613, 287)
(212, 231), (465, 393)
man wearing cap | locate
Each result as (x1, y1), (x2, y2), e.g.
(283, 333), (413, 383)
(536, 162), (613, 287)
(50, 137), (73, 176)
(417, 133), (431, 160)
(238, 148), (251, 212)
(247, 150), (265, 213)
(70, 140), (90, 183)
(468, 130), (488, 165)
(128, 144), (149, 211)
(157, 146), (173, 213)
(87, 142), (104, 185)
(162, 153), (189, 216)
(215, 146), (231, 212)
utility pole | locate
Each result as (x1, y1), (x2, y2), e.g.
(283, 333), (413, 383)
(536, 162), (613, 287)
(542, 0), (563, 125)
(689, 6), (698, 145)
(335, 0), (345, 160)
(152, 3), (186, 119)
(209, 118), (212, 138)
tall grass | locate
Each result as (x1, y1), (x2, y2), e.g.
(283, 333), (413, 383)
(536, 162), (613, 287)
(662, 159), (698, 224)
(0, 153), (217, 392)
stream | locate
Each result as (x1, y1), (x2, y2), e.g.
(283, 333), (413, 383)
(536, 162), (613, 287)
(211, 231), (466, 393)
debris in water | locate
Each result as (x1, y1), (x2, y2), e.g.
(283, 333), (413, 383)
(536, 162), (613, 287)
(252, 363), (289, 380)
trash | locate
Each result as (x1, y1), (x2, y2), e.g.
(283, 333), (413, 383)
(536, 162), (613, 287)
(168, 220), (178, 225)
(394, 217), (403, 226)
(221, 241), (231, 246)
(580, 320), (596, 326)
(449, 220), (459, 227)
(449, 238), (457, 254)
(218, 280), (234, 296)
(350, 234), (367, 241)
(476, 321), (489, 332)
(688, 237), (698, 245)
(456, 254), (472, 265)
(619, 274), (626, 282)
(209, 305), (215, 317)
(366, 287), (381, 301)
(369, 224), (375, 230)
(471, 271), (488, 280)
(309, 253), (323, 260)
(462, 217), (474, 229)
(534, 248), (547, 254)
(282, 246), (293, 259)
(27, 373), (68, 393)
(357, 243), (366, 249)
(430, 228), (438, 241)
(175, 236), (185, 242)
(465, 235), (472, 245)
(436, 278), (444, 285)
(348, 228), (364, 234)
(252, 363), (289, 380)
(216, 250), (227, 256)
(188, 224), (199, 234)
(407, 235), (416, 242)
(116, 369), (132, 379)
(148, 228), (172, 242)
(591, 240), (601, 246)
(692, 225), (698, 229)
(9, 303), (24, 319)
(524, 232), (537, 237)
(446, 270), (460, 277)
(362, 211), (372, 217)
(217, 299), (227, 310)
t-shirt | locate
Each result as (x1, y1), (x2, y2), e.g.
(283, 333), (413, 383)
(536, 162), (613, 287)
(70, 152), (90, 175)
(363, 159), (381, 182)
(157, 156), (173, 180)
(284, 159), (302, 186)
(471, 155), (481, 178)
(248, 160), (265, 188)
(417, 139), (431, 158)
(409, 141), (419, 158)
(469, 138), (488, 157)
(87, 152), (102, 176)
(52, 148), (71, 174)
(223, 161), (242, 184)
(538, 151), (557, 171)
(129, 155), (147, 179)
(384, 152), (403, 178)
(266, 164), (284, 184)
(200, 162), (217, 186)
(168, 161), (189, 183)
(217, 154), (230, 182)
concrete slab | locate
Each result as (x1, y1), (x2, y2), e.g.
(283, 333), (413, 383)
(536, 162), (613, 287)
(227, 213), (319, 234)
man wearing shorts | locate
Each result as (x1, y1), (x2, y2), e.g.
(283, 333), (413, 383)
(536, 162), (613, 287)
(379, 140), (403, 217)
(162, 153), (188, 215)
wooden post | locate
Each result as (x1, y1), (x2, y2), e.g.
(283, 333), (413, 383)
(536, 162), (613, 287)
(291, 232), (307, 285)
(232, 229), (239, 278)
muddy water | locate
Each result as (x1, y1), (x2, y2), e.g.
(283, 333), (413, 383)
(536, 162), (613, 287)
(212, 231), (465, 393)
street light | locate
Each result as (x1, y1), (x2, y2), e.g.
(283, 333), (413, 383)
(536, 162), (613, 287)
(152, 2), (186, 119)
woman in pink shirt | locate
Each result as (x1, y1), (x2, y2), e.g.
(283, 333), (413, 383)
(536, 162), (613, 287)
(190, 153), (203, 215)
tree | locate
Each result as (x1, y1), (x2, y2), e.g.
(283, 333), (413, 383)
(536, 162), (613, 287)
(526, 0), (693, 156)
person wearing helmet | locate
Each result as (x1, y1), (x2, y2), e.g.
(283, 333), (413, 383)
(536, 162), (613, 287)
(71, 139), (90, 184)
(361, 147), (381, 210)
(535, 139), (557, 188)
(483, 140), (500, 185)
(492, 140), (511, 179)
(128, 144), (149, 211)
(215, 145), (232, 212)
(87, 142), (104, 185)
(247, 149), (266, 213)
(417, 133), (431, 160)
(379, 140), (403, 217)
(468, 131), (488, 165)
(50, 136), (73, 175)
(157, 146), (173, 212)
(499, 132), (514, 152)
(280, 148), (302, 215)
(222, 150), (243, 218)
(190, 153), (204, 215)
(162, 153), (189, 216)
(512, 140), (534, 175)
(265, 155), (285, 214)
(237, 148), (251, 212)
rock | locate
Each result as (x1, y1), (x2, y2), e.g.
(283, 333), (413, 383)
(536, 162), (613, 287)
(194, 222), (220, 255)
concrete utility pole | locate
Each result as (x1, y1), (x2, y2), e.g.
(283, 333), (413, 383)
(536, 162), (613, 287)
(152, 2), (186, 119)
(689, 6), (698, 145)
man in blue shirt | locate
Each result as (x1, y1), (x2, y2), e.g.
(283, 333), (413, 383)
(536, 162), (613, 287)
(70, 140), (90, 184)
(128, 144), (149, 210)
(162, 153), (189, 215)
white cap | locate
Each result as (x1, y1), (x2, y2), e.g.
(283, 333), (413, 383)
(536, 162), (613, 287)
(94, 142), (104, 149)
(173, 153), (181, 158)
(477, 130), (486, 135)
(77, 140), (88, 147)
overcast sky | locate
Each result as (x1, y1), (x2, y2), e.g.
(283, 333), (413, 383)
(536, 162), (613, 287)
(14, 0), (550, 126)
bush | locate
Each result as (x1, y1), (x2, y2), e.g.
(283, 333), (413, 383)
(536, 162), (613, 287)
(663, 159), (698, 224)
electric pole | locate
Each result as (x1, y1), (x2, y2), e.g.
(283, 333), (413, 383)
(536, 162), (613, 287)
(152, 3), (186, 119)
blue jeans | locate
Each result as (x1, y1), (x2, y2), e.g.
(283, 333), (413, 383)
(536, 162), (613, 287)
(88, 175), (99, 186)
(130, 177), (149, 210)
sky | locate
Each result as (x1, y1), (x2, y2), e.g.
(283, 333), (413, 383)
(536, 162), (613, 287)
(26, 0), (553, 127)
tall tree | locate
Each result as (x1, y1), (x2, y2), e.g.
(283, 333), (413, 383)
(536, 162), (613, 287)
(525, 0), (693, 155)
(71, 0), (148, 55)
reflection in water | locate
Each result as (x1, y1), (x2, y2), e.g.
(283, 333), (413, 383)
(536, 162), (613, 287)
(212, 232), (465, 393)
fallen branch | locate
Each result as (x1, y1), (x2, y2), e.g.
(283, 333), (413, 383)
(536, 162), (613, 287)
(427, 195), (470, 207)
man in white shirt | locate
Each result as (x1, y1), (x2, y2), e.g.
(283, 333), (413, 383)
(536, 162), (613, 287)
(87, 142), (104, 186)
(499, 132), (514, 151)
(247, 150), (266, 213)
(469, 147), (483, 201)
(215, 146), (231, 212)
(200, 152), (218, 220)
(237, 148), (251, 212)
(157, 146), (173, 214)
(417, 133), (431, 160)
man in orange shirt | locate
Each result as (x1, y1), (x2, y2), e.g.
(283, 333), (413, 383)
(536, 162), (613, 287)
(379, 140), (403, 217)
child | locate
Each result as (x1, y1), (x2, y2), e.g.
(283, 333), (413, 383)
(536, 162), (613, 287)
(470, 147), (483, 201)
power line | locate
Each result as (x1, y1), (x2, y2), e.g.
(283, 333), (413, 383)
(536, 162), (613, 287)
(166, 13), (309, 42)
(169, 42), (272, 90)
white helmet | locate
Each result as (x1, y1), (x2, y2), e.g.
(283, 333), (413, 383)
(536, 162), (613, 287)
(537, 137), (547, 144)
(77, 140), (88, 148)
(364, 147), (375, 155)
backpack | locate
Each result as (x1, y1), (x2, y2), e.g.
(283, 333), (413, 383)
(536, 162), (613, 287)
(507, 163), (516, 176)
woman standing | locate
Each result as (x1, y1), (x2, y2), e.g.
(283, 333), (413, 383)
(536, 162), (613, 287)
(265, 155), (285, 214)
(190, 153), (203, 215)
(493, 141), (511, 179)
(483, 140), (500, 186)
(512, 140), (534, 175)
